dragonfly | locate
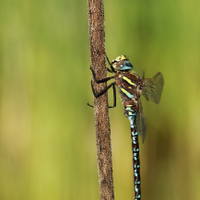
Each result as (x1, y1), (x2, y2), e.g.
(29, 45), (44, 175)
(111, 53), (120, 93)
(89, 54), (164, 200)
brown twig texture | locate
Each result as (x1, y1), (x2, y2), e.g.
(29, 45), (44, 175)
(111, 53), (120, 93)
(87, 0), (115, 199)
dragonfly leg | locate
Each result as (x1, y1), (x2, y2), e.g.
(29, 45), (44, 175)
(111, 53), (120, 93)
(91, 81), (116, 98)
(107, 67), (113, 73)
(87, 83), (116, 108)
(105, 53), (115, 72)
(90, 66), (114, 83)
(109, 84), (116, 108)
(88, 65), (116, 108)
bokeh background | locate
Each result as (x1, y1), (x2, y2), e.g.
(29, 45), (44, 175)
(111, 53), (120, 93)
(0, 0), (200, 199)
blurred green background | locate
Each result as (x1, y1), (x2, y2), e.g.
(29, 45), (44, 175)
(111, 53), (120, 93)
(0, 0), (200, 199)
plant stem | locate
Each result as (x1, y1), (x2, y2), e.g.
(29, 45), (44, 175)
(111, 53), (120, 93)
(87, 0), (115, 199)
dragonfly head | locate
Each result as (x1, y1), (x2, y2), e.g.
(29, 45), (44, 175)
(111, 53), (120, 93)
(111, 55), (133, 72)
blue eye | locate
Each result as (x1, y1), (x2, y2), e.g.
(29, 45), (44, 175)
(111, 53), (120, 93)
(124, 61), (133, 69)
(118, 61), (133, 71)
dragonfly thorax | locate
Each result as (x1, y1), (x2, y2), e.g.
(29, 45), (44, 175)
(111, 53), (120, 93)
(115, 72), (142, 103)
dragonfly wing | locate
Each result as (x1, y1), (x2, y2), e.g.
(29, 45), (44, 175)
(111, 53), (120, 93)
(136, 99), (147, 143)
(142, 72), (164, 104)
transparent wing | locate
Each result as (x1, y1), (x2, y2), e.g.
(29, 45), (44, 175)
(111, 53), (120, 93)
(136, 99), (147, 143)
(142, 72), (164, 104)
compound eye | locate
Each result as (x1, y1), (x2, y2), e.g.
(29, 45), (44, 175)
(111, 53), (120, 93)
(124, 61), (133, 68)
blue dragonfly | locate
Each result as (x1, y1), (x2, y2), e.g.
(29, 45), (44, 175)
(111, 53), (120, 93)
(89, 54), (164, 200)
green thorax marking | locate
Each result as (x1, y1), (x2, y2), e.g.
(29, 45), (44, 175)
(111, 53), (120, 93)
(122, 76), (137, 87)
(120, 87), (134, 99)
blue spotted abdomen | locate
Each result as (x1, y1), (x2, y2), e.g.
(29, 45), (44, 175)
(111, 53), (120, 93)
(125, 104), (141, 200)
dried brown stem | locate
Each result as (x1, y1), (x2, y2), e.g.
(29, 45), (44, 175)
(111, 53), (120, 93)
(87, 0), (115, 199)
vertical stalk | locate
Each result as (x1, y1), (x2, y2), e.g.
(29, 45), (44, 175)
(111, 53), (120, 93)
(87, 0), (115, 199)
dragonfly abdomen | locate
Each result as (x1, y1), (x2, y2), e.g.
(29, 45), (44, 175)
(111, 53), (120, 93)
(125, 104), (141, 200)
